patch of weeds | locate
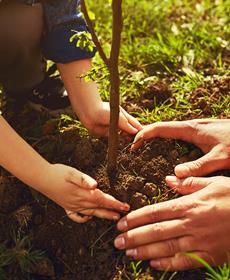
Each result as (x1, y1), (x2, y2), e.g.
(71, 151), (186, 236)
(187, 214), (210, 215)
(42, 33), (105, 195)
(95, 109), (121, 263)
(185, 253), (230, 280)
(172, 69), (204, 96)
(58, 114), (89, 137)
(0, 235), (44, 277)
(159, 271), (177, 280)
(130, 260), (143, 279)
(135, 102), (190, 124)
(175, 141), (190, 157)
(210, 95), (230, 116)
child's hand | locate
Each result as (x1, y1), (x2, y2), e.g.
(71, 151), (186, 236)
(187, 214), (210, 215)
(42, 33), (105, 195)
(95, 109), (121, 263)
(88, 102), (142, 136)
(39, 163), (130, 223)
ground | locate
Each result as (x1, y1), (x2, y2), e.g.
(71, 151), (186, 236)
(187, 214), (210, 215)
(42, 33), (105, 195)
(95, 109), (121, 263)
(0, 0), (230, 279)
(0, 74), (230, 280)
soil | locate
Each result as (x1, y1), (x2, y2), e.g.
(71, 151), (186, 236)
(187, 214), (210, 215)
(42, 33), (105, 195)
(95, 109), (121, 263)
(0, 75), (229, 280)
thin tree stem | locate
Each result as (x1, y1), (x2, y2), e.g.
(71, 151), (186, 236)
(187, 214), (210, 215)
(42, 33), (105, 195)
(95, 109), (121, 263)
(107, 0), (123, 174)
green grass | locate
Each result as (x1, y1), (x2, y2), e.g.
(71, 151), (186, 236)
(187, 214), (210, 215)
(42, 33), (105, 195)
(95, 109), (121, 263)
(85, 0), (230, 121)
(82, 2), (230, 278)
(0, 235), (44, 279)
(186, 253), (230, 280)
(0, 0), (229, 279)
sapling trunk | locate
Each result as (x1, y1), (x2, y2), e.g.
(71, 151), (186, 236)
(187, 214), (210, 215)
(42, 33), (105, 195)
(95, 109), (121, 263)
(81, 0), (123, 175)
(107, 0), (122, 174)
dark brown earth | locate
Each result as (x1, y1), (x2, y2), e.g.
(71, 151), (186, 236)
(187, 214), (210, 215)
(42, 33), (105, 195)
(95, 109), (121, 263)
(0, 75), (229, 279)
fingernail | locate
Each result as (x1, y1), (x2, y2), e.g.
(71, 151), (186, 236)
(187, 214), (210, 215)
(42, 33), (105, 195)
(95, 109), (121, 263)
(166, 176), (177, 182)
(150, 260), (161, 269)
(113, 215), (120, 221)
(126, 249), (137, 257)
(166, 176), (180, 186)
(117, 219), (128, 231)
(175, 165), (190, 177)
(120, 204), (130, 211)
(134, 134), (143, 143)
(114, 236), (125, 249)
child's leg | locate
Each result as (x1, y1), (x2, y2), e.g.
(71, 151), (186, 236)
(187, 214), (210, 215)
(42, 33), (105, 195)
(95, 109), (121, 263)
(0, 2), (46, 93)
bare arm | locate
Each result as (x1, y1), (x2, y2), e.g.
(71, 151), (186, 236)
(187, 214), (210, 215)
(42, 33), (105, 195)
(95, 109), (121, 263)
(0, 116), (129, 222)
(57, 59), (142, 136)
(0, 116), (49, 191)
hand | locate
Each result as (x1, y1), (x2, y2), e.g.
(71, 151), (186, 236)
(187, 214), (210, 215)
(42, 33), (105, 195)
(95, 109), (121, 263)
(88, 102), (143, 136)
(40, 164), (130, 223)
(132, 119), (230, 178)
(58, 61), (142, 136)
(114, 176), (230, 271)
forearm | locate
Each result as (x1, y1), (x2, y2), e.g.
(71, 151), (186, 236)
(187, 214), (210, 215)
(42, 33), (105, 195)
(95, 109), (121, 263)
(0, 116), (50, 192)
(57, 59), (103, 128)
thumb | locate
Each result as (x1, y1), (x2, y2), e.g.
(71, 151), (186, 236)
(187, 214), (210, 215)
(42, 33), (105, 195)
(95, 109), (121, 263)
(175, 148), (226, 178)
(166, 176), (212, 195)
(67, 168), (97, 190)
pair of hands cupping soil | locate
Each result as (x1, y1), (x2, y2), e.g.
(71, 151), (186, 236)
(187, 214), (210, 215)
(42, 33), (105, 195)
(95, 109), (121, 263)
(114, 119), (230, 271)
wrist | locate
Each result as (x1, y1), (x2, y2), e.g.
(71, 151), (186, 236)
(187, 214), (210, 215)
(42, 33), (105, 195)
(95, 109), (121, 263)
(28, 161), (53, 194)
(80, 101), (106, 131)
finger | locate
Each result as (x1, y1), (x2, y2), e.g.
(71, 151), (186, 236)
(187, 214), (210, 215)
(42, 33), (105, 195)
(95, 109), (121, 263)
(125, 236), (193, 260)
(166, 176), (212, 195)
(114, 219), (189, 250)
(65, 209), (92, 223)
(131, 121), (197, 150)
(67, 169), (97, 190)
(89, 189), (130, 212)
(92, 209), (121, 221)
(117, 196), (191, 231)
(150, 252), (211, 271)
(70, 201), (100, 212)
(119, 111), (139, 135)
(74, 206), (121, 221)
(120, 107), (143, 131)
(175, 146), (228, 178)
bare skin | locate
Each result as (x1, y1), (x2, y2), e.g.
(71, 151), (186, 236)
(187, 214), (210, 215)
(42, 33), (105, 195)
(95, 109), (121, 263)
(114, 119), (230, 270)
(114, 176), (230, 271)
(0, 58), (141, 223)
(0, 114), (129, 223)
(132, 119), (230, 178)
(58, 59), (142, 136)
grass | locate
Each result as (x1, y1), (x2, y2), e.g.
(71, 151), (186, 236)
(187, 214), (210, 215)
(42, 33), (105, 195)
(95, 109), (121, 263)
(0, 235), (44, 279)
(186, 253), (230, 280)
(0, 0), (229, 279)
(86, 0), (229, 122)
(83, 0), (230, 278)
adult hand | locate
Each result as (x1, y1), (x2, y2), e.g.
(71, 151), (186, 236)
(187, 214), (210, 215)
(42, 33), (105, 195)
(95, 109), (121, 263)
(41, 164), (130, 223)
(114, 176), (230, 271)
(132, 119), (230, 178)
(88, 102), (143, 136)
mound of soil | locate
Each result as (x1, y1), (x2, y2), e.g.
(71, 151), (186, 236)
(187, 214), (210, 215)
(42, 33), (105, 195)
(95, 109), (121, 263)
(189, 75), (230, 117)
(141, 81), (172, 109)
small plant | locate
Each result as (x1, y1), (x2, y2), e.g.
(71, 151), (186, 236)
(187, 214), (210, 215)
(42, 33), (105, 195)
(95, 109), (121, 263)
(0, 235), (44, 277)
(70, 30), (95, 52)
(130, 260), (143, 279)
(159, 271), (177, 280)
(186, 253), (230, 280)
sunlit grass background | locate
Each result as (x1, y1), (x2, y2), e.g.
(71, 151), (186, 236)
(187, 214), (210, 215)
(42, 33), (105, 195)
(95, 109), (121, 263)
(87, 0), (230, 121)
